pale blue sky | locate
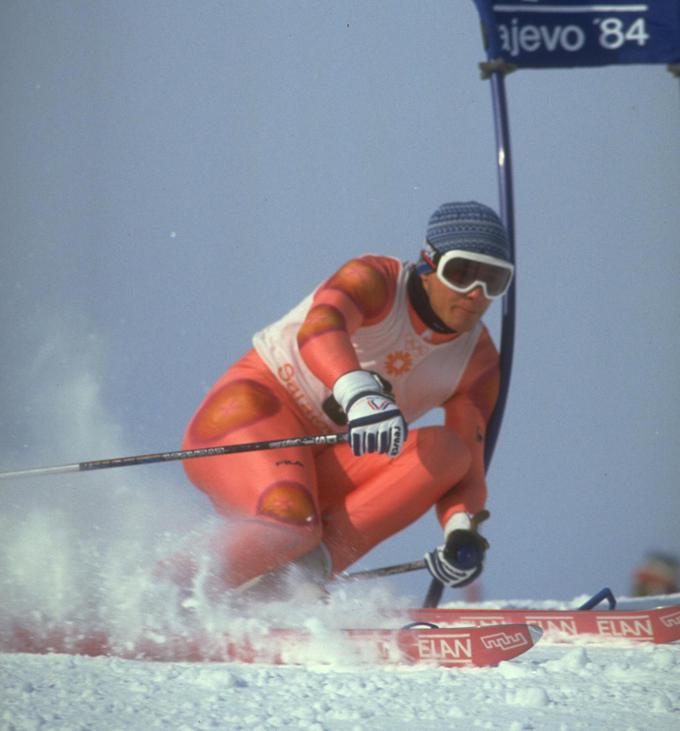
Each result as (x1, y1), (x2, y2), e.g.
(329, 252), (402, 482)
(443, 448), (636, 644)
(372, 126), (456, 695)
(1, 1), (679, 604)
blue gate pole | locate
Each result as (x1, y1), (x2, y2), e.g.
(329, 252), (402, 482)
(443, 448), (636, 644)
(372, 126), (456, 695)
(423, 61), (517, 609)
(484, 65), (517, 467)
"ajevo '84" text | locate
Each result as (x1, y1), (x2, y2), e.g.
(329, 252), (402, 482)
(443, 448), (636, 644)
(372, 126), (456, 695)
(499, 16), (650, 57)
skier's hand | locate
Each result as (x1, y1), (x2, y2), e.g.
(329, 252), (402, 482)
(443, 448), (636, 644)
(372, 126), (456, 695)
(346, 394), (407, 457)
(424, 511), (489, 588)
(332, 370), (408, 458)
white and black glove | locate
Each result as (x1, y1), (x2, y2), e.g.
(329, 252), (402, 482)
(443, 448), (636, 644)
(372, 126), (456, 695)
(424, 510), (490, 588)
(332, 370), (408, 458)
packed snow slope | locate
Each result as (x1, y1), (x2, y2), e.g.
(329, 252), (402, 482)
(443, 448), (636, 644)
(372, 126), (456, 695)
(0, 501), (677, 729)
(2, 589), (679, 731)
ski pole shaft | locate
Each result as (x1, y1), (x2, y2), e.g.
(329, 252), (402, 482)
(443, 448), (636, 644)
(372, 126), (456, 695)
(0, 432), (349, 481)
(343, 559), (427, 580)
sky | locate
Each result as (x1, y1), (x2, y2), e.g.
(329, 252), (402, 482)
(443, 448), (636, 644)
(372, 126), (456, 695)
(1, 1), (679, 607)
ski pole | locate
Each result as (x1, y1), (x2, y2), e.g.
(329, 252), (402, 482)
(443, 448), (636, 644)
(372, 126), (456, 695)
(0, 432), (349, 481)
(343, 559), (427, 580)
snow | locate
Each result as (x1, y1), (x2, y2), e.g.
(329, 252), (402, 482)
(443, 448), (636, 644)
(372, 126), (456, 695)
(0, 486), (678, 729)
(2, 591), (679, 730)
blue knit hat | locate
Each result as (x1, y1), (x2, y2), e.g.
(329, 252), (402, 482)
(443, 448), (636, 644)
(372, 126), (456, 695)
(417, 201), (511, 273)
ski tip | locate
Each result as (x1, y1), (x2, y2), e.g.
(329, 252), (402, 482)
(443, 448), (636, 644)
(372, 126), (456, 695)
(528, 624), (544, 645)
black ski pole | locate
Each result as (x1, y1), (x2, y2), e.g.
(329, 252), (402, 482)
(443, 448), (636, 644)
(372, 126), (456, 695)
(343, 559), (427, 580)
(0, 433), (349, 481)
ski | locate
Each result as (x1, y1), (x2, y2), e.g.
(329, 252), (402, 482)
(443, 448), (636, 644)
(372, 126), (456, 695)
(222, 623), (542, 667)
(4, 622), (541, 668)
(400, 605), (680, 644)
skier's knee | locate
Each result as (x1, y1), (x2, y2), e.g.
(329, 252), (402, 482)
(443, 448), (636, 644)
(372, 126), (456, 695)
(417, 426), (472, 481)
(257, 480), (319, 528)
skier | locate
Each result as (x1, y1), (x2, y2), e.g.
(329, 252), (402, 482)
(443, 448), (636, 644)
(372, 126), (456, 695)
(181, 201), (513, 600)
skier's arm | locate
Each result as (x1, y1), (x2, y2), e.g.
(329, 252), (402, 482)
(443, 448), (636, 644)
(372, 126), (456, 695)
(297, 255), (407, 456)
(424, 334), (499, 587)
(437, 327), (500, 526)
(296, 255), (398, 386)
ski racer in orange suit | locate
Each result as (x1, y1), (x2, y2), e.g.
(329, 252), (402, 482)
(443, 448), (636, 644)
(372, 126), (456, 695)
(181, 201), (514, 598)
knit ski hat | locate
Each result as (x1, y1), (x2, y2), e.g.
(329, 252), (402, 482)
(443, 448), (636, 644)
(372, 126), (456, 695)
(417, 201), (511, 273)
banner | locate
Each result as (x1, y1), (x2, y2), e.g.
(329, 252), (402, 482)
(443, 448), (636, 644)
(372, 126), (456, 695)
(472, 1), (680, 68)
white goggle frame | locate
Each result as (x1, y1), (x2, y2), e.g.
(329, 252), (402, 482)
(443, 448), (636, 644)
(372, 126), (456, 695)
(429, 249), (514, 300)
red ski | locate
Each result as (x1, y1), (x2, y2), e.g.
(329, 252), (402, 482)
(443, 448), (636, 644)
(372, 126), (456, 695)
(4, 622), (541, 668)
(219, 623), (541, 667)
(401, 605), (680, 644)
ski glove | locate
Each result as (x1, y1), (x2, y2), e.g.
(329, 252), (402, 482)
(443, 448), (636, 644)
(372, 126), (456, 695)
(332, 370), (408, 458)
(424, 510), (490, 588)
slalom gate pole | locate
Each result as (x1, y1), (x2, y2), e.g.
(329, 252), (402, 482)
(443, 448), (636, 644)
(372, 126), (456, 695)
(422, 55), (518, 610)
(0, 432), (349, 482)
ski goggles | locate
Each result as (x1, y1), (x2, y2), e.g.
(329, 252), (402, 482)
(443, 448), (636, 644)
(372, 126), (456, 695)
(421, 248), (514, 300)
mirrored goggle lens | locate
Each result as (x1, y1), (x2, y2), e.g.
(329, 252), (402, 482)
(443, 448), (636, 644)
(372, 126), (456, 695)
(440, 257), (512, 297)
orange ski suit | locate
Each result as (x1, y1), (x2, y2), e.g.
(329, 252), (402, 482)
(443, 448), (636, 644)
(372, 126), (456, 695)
(182, 255), (500, 587)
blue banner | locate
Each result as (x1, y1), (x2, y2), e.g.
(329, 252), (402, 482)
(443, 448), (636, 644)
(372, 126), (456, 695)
(472, 1), (680, 68)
